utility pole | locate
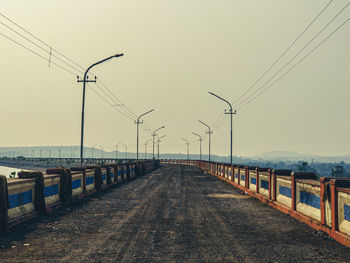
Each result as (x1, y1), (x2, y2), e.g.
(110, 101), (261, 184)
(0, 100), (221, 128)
(181, 138), (190, 160)
(100, 146), (104, 159)
(121, 144), (127, 159)
(77, 53), (124, 167)
(135, 109), (155, 160)
(91, 144), (97, 159)
(152, 126), (165, 159)
(209, 91), (236, 164)
(191, 132), (202, 161)
(199, 120), (213, 162)
(157, 135), (166, 160)
(145, 138), (152, 159)
(116, 142), (123, 161)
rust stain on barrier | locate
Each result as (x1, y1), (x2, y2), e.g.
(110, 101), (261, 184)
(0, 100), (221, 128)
(207, 193), (251, 199)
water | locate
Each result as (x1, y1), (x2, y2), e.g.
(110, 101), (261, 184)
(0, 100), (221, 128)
(0, 166), (23, 178)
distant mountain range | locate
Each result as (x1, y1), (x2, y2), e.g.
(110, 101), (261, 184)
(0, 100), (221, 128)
(253, 150), (350, 163)
(0, 147), (349, 164)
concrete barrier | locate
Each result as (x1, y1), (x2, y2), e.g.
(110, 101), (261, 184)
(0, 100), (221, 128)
(274, 170), (293, 208)
(7, 177), (37, 224)
(239, 167), (246, 188)
(338, 188), (350, 236)
(85, 168), (96, 194)
(1, 160), (159, 232)
(256, 168), (270, 198)
(71, 170), (84, 198)
(234, 165), (239, 184)
(101, 167), (108, 188)
(43, 174), (61, 209)
(249, 168), (257, 193)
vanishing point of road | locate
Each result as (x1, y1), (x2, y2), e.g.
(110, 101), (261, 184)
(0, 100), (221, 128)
(1, 165), (350, 262)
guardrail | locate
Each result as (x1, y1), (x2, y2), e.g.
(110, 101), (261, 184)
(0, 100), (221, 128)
(160, 159), (350, 247)
(0, 160), (160, 232)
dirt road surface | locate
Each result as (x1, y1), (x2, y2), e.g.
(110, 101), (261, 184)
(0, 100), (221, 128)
(1, 165), (350, 262)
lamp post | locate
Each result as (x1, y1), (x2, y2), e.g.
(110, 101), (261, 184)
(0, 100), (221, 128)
(199, 120), (213, 162)
(135, 109), (155, 160)
(116, 141), (123, 161)
(144, 138), (152, 159)
(191, 132), (202, 161)
(152, 126), (165, 159)
(121, 144), (127, 159)
(157, 135), (166, 159)
(100, 146), (104, 159)
(181, 138), (190, 160)
(91, 144), (97, 159)
(77, 53), (124, 167)
(209, 91), (236, 164)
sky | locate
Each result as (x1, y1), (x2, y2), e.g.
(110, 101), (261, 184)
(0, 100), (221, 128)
(0, 0), (350, 157)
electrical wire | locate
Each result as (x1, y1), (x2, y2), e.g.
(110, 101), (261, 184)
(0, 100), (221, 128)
(233, 0), (334, 106)
(0, 13), (152, 128)
(234, 1), (350, 109)
(237, 16), (350, 110)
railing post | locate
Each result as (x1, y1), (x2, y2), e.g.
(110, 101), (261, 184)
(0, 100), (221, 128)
(245, 166), (249, 189)
(320, 177), (326, 225)
(291, 173), (296, 211)
(330, 180), (339, 231)
(256, 168), (260, 194)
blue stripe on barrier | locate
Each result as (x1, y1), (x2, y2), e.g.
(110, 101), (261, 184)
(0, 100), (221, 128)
(235, 173), (238, 178)
(110, 172), (114, 178)
(9, 190), (33, 208)
(102, 174), (106, 181)
(86, 176), (94, 185)
(117, 170), (121, 176)
(229, 171), (232, 177)
(241, 175), (245, 181)
(72, 179), (81, 190)
(345, 205), (350, 221)
(44, 184), (59, 197)
(261, 180), (269, 189)
(279, 185), (292, 198)
(299, 191), (320, 209)
(251, 177), (256, 185)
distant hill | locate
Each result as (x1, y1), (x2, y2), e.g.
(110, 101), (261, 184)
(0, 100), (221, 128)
(254, 150), (350, 163)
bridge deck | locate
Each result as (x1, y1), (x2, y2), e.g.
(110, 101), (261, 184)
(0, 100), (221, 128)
(1, 165), (350, 262)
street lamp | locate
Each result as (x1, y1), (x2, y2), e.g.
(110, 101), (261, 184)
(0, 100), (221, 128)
(157, 135), (166, 159)
(100, 146), (104, 159)
(199, 120), (213, 162)
(135, 109), (155, 160)
(181, 138), (190, 160)
(121, 143), (127, 159)
(191, 132), (202, 161)
(209, 91), (236, 164)
(116, 141), (123, 161)
(77, 53), (124, 167)
(152, 126), (165, 159)
(144, 138), (152, 159)
(91, 144), (97, 159)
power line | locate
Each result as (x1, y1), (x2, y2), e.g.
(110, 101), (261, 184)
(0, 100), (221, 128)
(233, 0), (334, 106)
(0, 13), (152, 127)
(0, 20), (85, 75)
(234, 1), (350, 109)
(237, 16), (350, 110)
(0, 31), (77, 76)
(87, 84), (136, 121)
(0, 12), (86, 72)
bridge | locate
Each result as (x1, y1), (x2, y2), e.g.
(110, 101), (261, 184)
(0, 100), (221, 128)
(1, 160), (350, 262)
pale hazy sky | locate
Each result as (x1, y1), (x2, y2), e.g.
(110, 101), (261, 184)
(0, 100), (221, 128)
(1, 0), (350, 157)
